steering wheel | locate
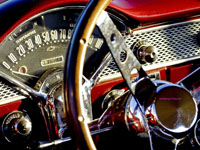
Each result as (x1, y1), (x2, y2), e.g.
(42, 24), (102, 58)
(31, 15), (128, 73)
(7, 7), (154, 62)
(63, 0), (110, 149)
(63, 0), (198, 149)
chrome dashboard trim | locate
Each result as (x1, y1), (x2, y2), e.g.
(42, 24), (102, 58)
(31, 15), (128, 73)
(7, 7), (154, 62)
(0, 95), (26, 105)
(0, 6), (199, 102)
(99, 18), (200, 82)
(133, 18), (200, 35)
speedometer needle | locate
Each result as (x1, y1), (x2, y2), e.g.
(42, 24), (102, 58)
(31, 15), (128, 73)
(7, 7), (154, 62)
(12, 71), (39, 78)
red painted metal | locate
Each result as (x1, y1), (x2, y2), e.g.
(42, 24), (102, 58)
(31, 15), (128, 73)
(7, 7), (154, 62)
(111, 0), (200, 24)
(0, 101), (22, 117)
(1, 0), (200, 42)
(169, 64), (193, 83)
(91, 78), (124, 103)
(0, 0), (199, 105)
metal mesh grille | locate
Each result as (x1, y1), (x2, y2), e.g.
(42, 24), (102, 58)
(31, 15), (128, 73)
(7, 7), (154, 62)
(0, 81), (20, 101)
(99, 19), (200, 81)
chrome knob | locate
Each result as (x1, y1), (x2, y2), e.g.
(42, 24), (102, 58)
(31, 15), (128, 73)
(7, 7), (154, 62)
(2, 111), (32, 143)
(133, 40), (157, 64)
(14, 117), (32, 136)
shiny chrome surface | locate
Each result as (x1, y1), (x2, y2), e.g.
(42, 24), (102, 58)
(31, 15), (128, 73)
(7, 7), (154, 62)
(0, 14), (200, 105)
(0, 2), (198, 149)
(146, 83), (198, 134)
(99, 18), (200, 82)
(126, 95), (147, 133)
(194, 119), (200, 146)
(97, 10), (148, 107)
(2, 111), (32, 143)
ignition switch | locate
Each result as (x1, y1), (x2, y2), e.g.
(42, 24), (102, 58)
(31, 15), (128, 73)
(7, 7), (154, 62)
(2, 111), (32, 143)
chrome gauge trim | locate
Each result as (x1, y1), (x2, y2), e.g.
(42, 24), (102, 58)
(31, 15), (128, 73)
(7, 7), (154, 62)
(194, 119), (200, 146)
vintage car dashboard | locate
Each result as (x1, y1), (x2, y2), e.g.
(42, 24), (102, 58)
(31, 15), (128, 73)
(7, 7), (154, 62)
(0, 0), (199, 150)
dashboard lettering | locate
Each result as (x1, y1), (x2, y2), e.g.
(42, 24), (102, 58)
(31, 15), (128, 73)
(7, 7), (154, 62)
(16, 30), (36, 44)
(95, 38), (104, 49)
(69, 23), (75, 27)
(50, 30), (58, 41)
(2, 61), (11, 70)
(88, 35), (94, 45)
(67, 29), (72, 40)
(35, 34), (42, 45)
(5, 113), (21, 125)
(8, 53), (17, 64)
(42, 31), (50, 43)
(25, 39), (34, 50)
(16, 45), (26, 56)
(59, 29), (67, 40)
(41, 56), (64, 67)
(56, 74), (61, 80)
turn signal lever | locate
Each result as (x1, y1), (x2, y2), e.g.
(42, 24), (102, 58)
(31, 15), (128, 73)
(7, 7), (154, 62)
(132, 40), (157, 64)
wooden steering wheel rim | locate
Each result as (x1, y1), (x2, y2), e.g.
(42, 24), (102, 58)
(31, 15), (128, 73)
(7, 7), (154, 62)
(63, 0), (111, 149)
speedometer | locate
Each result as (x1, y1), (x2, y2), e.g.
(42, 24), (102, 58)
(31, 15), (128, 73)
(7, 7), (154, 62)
(0, 7), (107, 88)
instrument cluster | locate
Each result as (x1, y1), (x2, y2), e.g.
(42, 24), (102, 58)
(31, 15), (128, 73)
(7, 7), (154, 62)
(0, 4), (199, 150)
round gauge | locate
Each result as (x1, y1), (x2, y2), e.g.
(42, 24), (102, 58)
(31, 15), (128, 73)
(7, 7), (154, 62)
(0, 7), (109, 88)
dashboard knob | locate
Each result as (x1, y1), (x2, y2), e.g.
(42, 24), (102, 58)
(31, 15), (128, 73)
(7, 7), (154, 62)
(2, 111), (32, 143)
(132, 40), (157, 64)
(14, 117), (32, 136)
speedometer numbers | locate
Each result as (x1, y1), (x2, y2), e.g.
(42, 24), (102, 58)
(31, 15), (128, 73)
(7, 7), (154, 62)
(0, 9), (104, 87)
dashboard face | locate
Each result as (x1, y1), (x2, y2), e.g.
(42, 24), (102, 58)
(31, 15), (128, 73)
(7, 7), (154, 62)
(0, 7), (106, 88)
(0, 1), (199, 150)
(0, 6), (111, 147)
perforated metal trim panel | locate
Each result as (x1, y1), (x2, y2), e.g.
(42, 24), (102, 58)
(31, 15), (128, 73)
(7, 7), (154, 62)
(0, 82), (19, 99)
(0, 81), (24, 104)
(99, 19), (200, 82)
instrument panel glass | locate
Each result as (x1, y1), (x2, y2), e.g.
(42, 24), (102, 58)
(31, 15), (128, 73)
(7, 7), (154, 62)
(0, 7), (107, 88)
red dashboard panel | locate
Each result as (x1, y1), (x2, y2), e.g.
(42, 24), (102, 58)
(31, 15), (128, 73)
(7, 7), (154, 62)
(27, 0), (200, 25)
(111, 0), (200, 24)
(0, 101), (22, 117)
(20, 0), (200, 25)
(1, 0), (200, 42)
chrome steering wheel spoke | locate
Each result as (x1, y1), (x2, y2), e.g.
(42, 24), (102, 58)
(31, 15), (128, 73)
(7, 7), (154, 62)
(96, 11), (155, 106)
(96, 10), (154, 150)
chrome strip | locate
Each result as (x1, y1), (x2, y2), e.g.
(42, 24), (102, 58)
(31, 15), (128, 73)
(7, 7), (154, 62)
(133, 18), (200, 35)
(0, 95), (26, 105)
(100, 55), (200, 82)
